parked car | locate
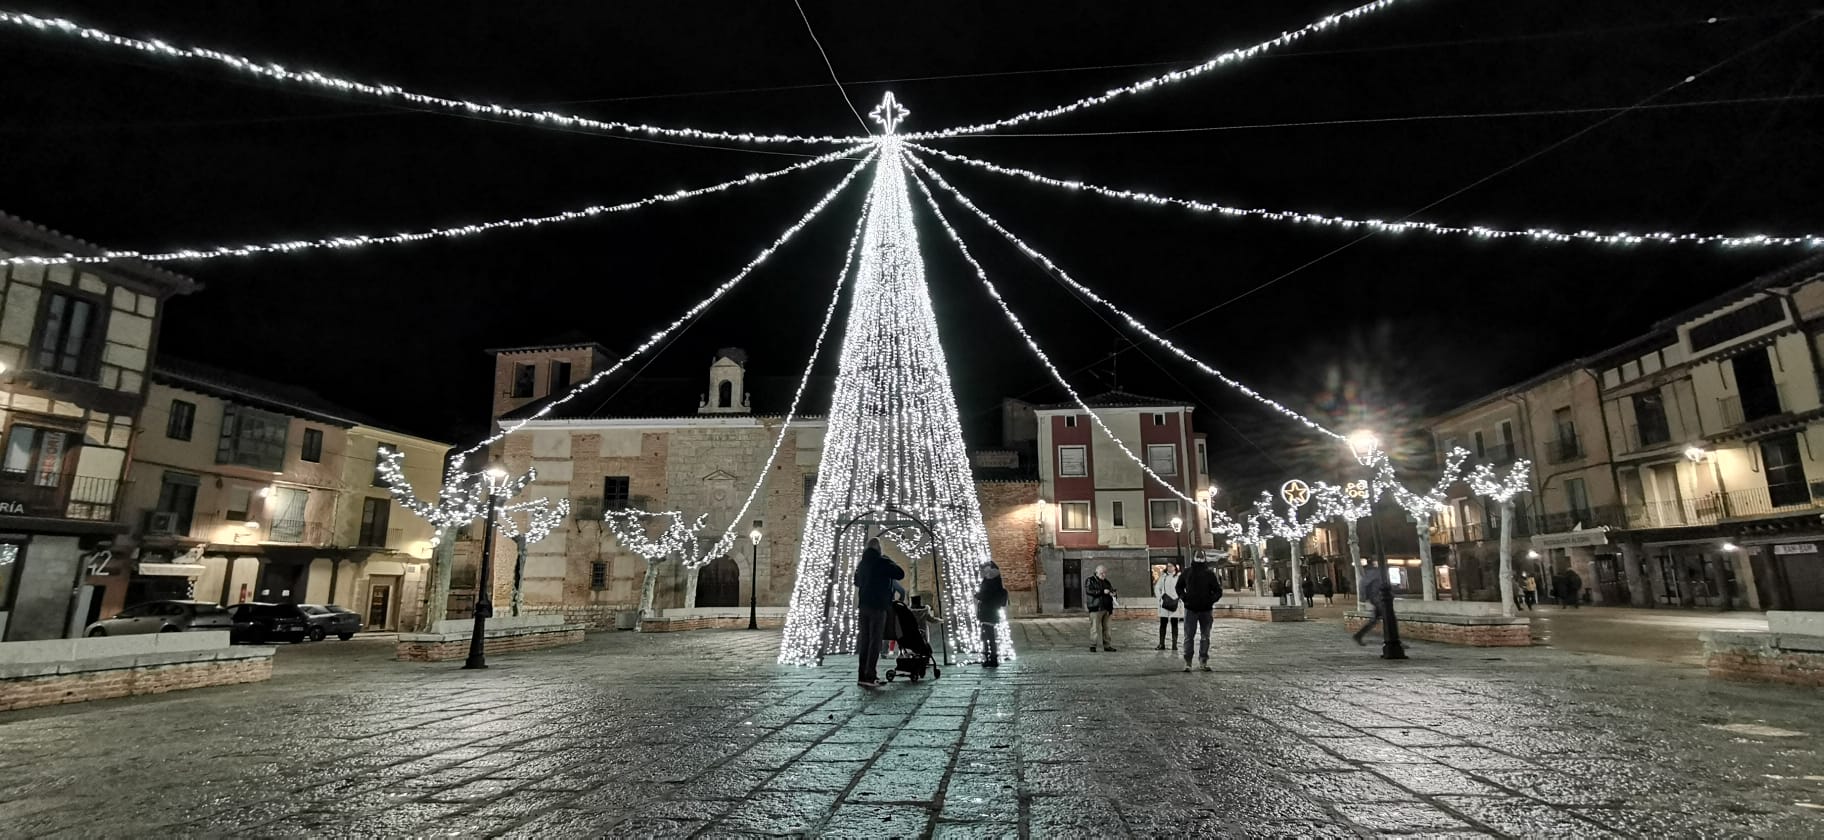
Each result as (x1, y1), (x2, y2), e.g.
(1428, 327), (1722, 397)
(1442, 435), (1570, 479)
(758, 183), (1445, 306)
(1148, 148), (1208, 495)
(227, 602), (310, 644)
(85, 600), (233, 637)
(298, 604), (363, 641)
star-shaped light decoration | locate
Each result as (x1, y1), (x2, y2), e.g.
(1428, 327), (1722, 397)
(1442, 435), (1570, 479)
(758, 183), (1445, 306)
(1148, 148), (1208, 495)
(1280, 479), (1311, 508)
(870, 92), (909, 135)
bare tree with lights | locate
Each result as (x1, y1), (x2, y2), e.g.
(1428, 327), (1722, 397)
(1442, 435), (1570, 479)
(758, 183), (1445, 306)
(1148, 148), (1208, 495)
(495, 497), (571, 617)
(1469, 460), (1533, 618)
(602, 508), (710, 622)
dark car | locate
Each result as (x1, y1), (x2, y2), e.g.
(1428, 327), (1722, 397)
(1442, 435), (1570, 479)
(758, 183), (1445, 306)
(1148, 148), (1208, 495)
(227, 602), (310, 644)
(298, 604), (363, 641)
(85, 600), (233, 637)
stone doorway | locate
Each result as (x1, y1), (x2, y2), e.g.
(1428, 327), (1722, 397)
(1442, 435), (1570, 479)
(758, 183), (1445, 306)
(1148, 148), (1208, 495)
(696, 556), (740, 608)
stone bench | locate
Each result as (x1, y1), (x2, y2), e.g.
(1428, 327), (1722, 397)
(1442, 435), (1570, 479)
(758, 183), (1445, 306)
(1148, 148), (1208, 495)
(1113, 596), (1306, 622)
(638, 607), (789, 633)
(0, 631), (273, 712)
(1344, 601), (1532, 647)
(1701, 611), (1824, 688)
(396, 615), (584, 662)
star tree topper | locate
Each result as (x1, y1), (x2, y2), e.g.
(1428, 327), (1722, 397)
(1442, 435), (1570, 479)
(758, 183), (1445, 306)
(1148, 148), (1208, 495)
(870, 92), (909, 135)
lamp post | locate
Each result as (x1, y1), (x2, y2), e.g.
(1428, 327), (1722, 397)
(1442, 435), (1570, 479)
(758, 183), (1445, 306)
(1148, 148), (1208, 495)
(1348, 430), (1406, 660)
(1170, 515), (1185, 568)
(464, 468), (507, 670)
(748, 527), (762, 630)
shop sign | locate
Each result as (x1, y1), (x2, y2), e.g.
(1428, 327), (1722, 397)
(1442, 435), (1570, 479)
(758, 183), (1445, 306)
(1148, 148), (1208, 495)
(1533, 529), (1611, 549)
(1773, 543), (1817, 555)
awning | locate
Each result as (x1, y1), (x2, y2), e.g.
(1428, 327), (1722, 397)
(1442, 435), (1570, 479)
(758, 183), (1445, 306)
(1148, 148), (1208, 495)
(138, 562), (208, 577)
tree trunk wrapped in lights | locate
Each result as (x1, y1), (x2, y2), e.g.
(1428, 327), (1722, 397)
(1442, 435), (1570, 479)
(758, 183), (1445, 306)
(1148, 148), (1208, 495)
(602, 509), (709, 622)
(496, 497), (570, 617)
(1375, 446), (1472, 602)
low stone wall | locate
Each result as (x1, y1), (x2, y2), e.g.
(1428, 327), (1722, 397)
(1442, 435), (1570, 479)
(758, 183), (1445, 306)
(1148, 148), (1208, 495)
(0, 632), (273, 712)
(396, 615), (585, 662)
(519, 604), (623, 630)
(1702, 629), (1824, 688)
(1112, 598), (1306, 622)
(639, 607), (788, 633)
(1344, 604), (1532, 647)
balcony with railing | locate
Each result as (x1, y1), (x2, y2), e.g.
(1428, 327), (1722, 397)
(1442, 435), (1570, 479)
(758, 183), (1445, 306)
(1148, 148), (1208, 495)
(1621, 422), (1674, 455)
(0, 474), (126, 522)
(1718, 384), (1786, 428)
(1479, 443), (1516, 464)
(1544, 434), (1584, 465)
(1625, 484), (1820, 529)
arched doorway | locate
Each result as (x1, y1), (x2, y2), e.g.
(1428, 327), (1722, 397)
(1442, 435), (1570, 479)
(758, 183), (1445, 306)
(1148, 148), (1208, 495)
(696, 555), (740, 607)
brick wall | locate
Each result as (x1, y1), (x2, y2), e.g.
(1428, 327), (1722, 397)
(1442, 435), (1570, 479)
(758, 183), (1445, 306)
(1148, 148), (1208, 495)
(520, 604), (620, 630)
(1344, 613), (1532, 647)
(395, 627), (585, 662)
(1703, 632), (1824, 688)
(639, 615), (786, 633)
(977, 481), (1039, 602)
(0, 656), (273, 712)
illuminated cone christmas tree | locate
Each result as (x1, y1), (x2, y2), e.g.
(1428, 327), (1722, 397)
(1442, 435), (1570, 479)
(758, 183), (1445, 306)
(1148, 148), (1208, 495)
(779, 95), (1007, 665)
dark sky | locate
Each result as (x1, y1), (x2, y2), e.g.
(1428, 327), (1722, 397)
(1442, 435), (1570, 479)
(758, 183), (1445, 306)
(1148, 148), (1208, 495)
(2, 1), (1820, 491)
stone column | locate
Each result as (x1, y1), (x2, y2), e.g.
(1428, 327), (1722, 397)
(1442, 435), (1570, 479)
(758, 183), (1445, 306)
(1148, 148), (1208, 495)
(1497, 499), (1516, 618)
(1620, 542), (1650, 607)
(1288, 540), (1304, 606)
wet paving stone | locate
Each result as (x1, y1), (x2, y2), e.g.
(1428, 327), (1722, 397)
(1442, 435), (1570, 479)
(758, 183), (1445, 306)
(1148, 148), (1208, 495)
(1, 617), (1820, 837)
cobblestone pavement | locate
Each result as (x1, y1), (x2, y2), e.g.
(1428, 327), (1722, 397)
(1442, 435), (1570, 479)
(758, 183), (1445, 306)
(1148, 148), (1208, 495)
(2, 616), (1821, 838)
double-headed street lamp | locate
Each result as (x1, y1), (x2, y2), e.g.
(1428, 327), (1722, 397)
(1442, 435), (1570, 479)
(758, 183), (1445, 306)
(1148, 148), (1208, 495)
(748, 527), (763, 630)
(1347, 430), (1406, 660)
(464, 467), (510, 671)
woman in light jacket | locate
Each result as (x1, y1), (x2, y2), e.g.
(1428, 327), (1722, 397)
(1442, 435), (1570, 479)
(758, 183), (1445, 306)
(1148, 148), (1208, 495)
(1155, 563), (1183, 650)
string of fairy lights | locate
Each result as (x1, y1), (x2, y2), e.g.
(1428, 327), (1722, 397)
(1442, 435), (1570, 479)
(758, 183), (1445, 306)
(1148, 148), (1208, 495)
(8, 4), (1812, 652)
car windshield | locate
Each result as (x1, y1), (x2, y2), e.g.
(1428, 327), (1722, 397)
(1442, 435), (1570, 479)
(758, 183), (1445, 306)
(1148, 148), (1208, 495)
(299, 606), (326, 615)
(324, 605), (353, 614)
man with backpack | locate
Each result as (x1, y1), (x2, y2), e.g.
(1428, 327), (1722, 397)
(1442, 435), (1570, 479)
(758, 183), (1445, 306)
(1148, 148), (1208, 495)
(1175, 555), (1224, 672)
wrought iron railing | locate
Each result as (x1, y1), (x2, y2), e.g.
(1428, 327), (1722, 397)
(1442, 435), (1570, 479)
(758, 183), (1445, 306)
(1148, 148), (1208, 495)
(0, 474), (125, 521)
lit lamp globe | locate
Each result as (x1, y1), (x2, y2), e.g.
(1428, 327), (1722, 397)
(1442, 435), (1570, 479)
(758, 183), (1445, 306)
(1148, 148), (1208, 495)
(1347, 430), (1380, 466)
(1169, 515), (1183, 533)
(749, 528), (763, 544)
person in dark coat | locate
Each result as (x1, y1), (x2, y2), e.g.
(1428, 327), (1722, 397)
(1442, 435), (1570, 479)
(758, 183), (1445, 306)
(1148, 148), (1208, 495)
(1353, 569), (1388, 646)
(1318, 575), (1335, 606)
(975, 561), (1009, 668)
(1563, 568), (1583, 608)
(1175, 557), (1223, 671)
(1301, 576), (1316, 609)
(853, 538), (904, 688)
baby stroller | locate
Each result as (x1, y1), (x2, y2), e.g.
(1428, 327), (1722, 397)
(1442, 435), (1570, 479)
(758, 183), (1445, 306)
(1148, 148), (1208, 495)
(884, 597), (941, 683)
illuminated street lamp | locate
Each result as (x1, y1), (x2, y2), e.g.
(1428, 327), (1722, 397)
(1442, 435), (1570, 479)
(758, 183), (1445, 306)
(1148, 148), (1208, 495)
(748, 527), (763, 630)
(1170, 515), (1185, 568)
(464, 467), (509, 670)
(1348, 429), (1405, 660)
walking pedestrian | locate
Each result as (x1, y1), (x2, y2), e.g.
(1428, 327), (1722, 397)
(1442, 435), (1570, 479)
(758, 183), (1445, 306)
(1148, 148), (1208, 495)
(975, 561), (1008, 668)
(1155, 563), (1182, 651)
(1552, 569), (1570, 608)
(1318, 576), (1335, 606)
(1301, 576), (1316, 609)
(853, 538), (904, 688)
(1176, 555), (1223, 671)
(1085, 565), (1118, 651)
(1352, 567), (1388, 646)
(1564, 568), (1583, 608)
(1522, 573), (1538, 609)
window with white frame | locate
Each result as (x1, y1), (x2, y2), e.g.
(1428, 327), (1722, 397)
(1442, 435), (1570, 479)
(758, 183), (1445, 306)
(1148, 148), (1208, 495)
(1148, 499), (1181, 529)
(1111, 500), (1126, 527)
(1058, 445), (1087, 477)
(1152, 413), (1166, 426)
(1146, 444), (1177, 475)
(1064, 415), (1078, 428)
(1059, 502), (1092, 531)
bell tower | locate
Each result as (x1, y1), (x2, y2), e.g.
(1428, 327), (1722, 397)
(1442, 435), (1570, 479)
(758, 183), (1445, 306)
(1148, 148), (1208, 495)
(699, 347), (750, 414)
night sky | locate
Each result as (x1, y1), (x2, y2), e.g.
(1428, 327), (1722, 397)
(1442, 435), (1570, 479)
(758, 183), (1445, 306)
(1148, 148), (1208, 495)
(3, 1), (1820, 491)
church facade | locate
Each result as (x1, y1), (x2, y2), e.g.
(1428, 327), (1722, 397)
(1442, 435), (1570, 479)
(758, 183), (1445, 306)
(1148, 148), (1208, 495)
(470, 342), (1041, 628)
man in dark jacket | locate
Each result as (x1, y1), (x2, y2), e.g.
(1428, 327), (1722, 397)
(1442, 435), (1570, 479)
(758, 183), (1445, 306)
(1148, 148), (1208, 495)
(1175, 558), (1223, 671)
(853, 538), (904, 687)
(975, 561), (1009, 668)
(1085, 565), (1117, 651)
(1353, 567), (1388, 646)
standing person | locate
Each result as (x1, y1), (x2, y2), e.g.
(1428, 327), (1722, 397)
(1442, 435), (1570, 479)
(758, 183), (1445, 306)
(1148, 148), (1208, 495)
(1552, 569), (1570, 609)
(1352, 566), (1388, 646)
(1564, 567), (1583, 608)
(1085, 565), (1118, 651)
(1318, 575), (1334, 606)
(1522, 573), (1538, 610)
(975, 561), (1009, 668)
(1302, 575), (1316, 609)
(1155, 563), (1183, 651)
(853, 538), (904, 688)
(1176, 555), (1223, 671)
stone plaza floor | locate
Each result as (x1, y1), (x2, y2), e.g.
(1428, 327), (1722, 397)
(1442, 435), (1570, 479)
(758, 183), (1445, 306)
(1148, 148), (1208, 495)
(1, 615), (1821, 838)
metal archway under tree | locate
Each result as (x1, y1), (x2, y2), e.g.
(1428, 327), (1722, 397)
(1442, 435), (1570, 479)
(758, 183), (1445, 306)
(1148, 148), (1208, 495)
(815, 505), (958, 667)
